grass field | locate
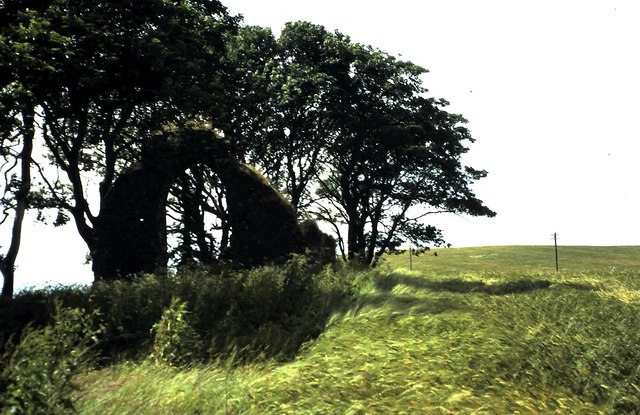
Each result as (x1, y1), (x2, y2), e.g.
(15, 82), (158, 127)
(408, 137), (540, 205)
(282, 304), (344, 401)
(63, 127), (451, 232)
(76, 246), (640, 414)
(383, 245), (640, 275)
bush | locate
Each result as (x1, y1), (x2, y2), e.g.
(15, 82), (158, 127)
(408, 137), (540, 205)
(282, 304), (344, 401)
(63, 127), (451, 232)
(211, 255), (357, 360)
(0, 285), (89, 358)
(0, 256), (360, 368)
(0, 304), (100, 414)
(150, 297), (201, 367)
(87, 275), (175, 360)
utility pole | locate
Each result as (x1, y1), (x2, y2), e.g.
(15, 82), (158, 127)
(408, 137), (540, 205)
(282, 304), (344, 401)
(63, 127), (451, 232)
(552, 233), (559, 272)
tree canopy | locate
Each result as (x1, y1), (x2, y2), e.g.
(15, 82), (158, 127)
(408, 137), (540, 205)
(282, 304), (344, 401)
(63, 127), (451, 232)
(0, 0), (237, 294)
(0, 2), (495, 294)
(224, 22), (495, 265)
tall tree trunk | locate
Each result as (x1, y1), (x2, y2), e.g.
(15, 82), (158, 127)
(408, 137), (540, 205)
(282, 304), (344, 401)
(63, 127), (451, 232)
(346, 215), (366, 263)
(370, 202), (412, 268)
(346, 218), (358, 262)
(1, 104), (34, 298)
(365, 216), (379, 265)
(219, 221), (230, 253)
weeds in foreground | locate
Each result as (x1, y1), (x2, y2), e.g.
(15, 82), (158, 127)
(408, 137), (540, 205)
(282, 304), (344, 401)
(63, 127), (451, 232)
(77, 269), (640, 414)
(0, 304), (100, 414)
(5, 250), (640, 414)
(149, 297), (201, 367)
(0, 257), (361, 413)
(1, 256), (359, 364)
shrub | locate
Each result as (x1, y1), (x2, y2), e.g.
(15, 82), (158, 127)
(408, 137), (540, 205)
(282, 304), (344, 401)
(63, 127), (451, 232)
(87, 274), (175, 360)
(0, 304), (100, 414)
(0, 285), (89, 358)
(212, 256), (358, 360)
(0, 257), (360, 368)
(150, 297), (201, 367)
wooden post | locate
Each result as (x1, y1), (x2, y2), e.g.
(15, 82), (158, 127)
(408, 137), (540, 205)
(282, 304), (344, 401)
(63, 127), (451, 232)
(553, 233), (559, 272)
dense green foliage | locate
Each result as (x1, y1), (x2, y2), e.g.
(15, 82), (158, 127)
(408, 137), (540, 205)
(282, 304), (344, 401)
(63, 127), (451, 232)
(65, 246), (640, 414)
(1, 1), (494, 293)
(226, 22), (494, 265)
(0, 0), (238, 292)
(0, 256), (360, 412)
(0, 256), (355, 360)
(2, 0), (634, 412)
(149, 297), (200, 367)
(2, 247), (640, 412)
(0, 305), (99, 414)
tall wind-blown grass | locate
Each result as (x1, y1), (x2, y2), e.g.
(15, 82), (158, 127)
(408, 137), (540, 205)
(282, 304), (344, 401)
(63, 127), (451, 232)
(77, 266), (640, 414)
(5, 247), (640, 413)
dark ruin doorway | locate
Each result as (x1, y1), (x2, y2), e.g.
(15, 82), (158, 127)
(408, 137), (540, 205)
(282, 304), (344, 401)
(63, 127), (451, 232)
(91, 127), (331, 280)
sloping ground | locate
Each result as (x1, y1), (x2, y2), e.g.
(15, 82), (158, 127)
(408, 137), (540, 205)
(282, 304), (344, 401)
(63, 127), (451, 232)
(77, 247), (640, 414)
(384, 245), (640, 275)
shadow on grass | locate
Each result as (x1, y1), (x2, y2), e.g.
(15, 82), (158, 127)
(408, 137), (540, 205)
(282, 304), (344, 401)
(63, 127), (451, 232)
(556, 281), (600, 292)
(374, 273), (597, 296)
(349, 275), (602, 321)
(355, 292), (464, 316)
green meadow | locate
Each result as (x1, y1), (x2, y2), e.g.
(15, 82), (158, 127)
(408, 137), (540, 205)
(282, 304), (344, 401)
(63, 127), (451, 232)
(70, 246), (640, 414)
(384, 245), (640, 275)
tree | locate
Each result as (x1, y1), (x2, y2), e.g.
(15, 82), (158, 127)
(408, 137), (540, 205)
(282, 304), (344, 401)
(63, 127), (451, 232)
(0, 85), (34, 298)
(225, 22), (495, 265)
(0, 4), (46, 297)
(319, 93), (495, 264)
(166, 164), (229, 267)
(316, 44), (495, 264)
(0, 0), (238, 280)
(224, 23), (352, 212)
(1, 4), (494, 279)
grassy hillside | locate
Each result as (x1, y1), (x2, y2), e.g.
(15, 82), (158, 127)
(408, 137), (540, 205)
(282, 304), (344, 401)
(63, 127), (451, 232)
(67, 246), (640, 414)
(384, 245), (640, 275)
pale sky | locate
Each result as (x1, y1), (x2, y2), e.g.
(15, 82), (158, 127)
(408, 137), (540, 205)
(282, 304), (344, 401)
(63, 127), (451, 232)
(5, 0), (640, 291)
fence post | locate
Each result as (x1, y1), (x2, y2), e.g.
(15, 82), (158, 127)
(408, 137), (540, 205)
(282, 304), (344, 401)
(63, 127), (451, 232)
(553, 233), (559, 272)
